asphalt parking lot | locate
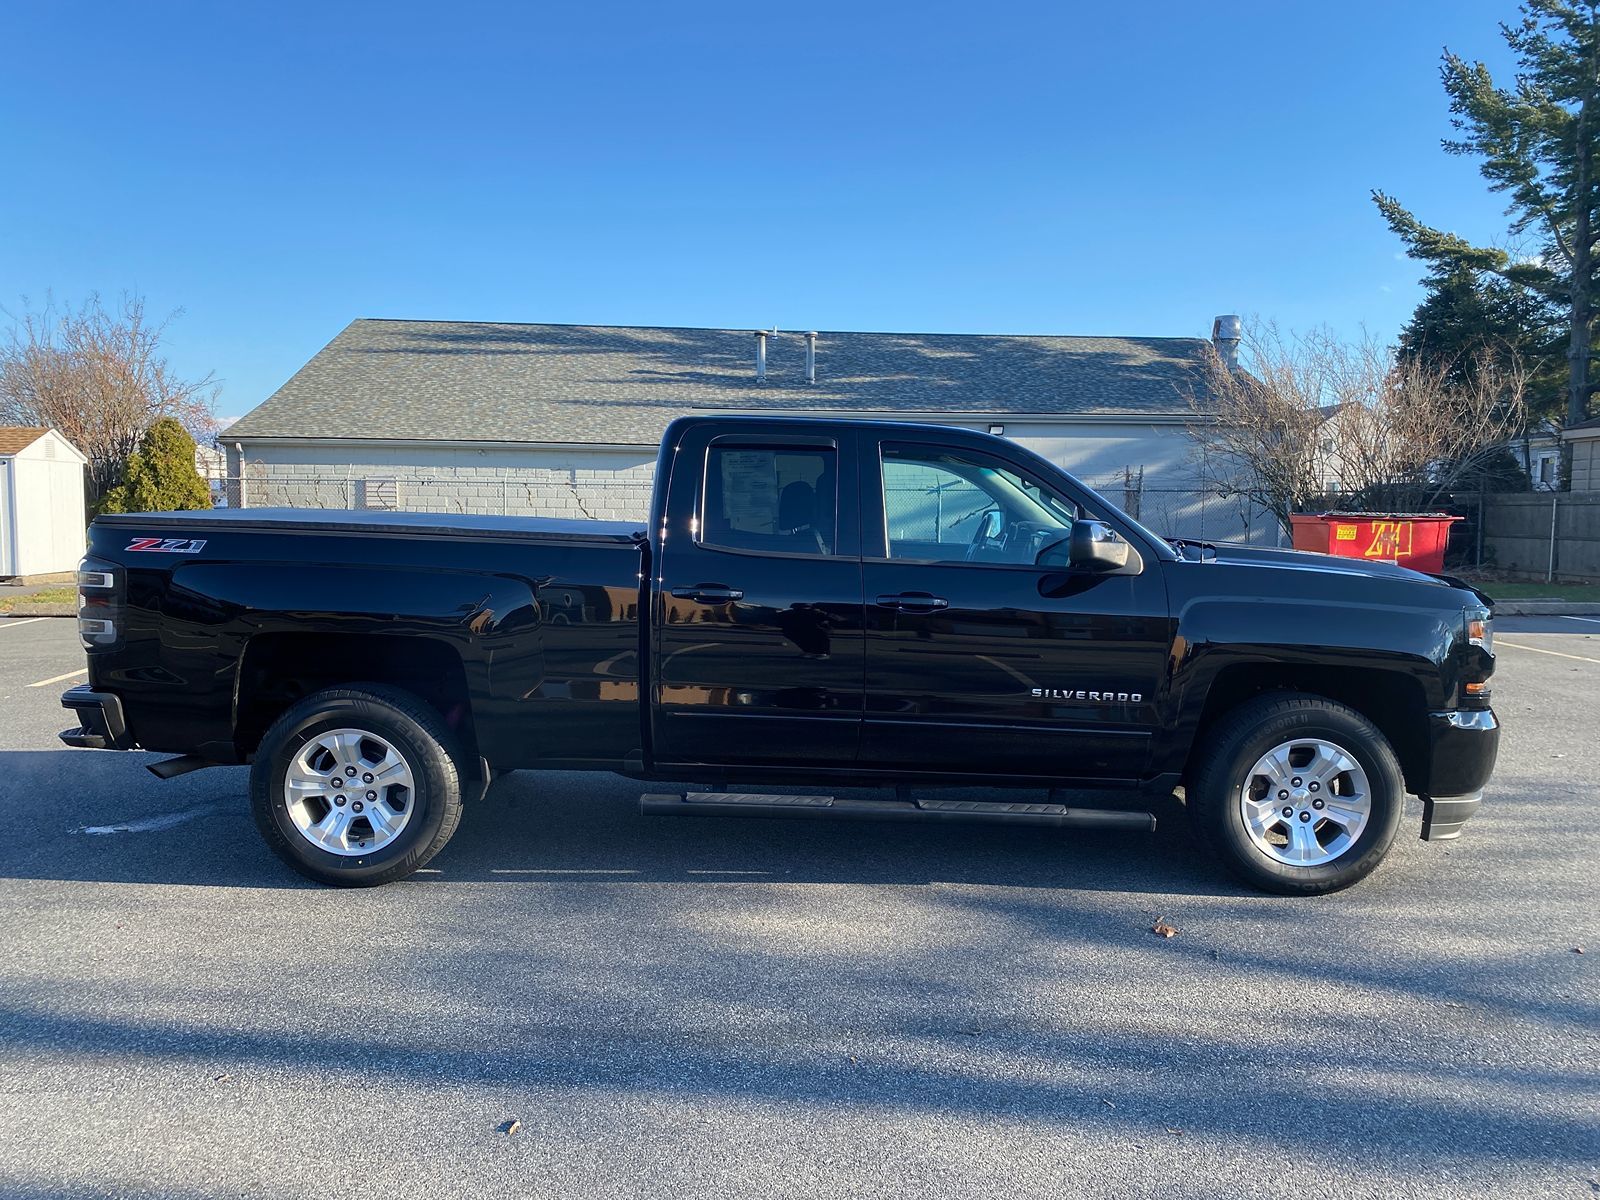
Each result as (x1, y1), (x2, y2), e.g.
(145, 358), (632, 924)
(0, 615), (1595, 1199)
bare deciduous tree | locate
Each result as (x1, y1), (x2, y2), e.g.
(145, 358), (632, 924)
(0, 294), (219, 502)
(1188, 319), (1527, 536)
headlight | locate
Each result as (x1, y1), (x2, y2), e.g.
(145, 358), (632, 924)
(1466, 607), (1493, 656)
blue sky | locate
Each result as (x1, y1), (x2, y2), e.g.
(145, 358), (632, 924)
(1, 1), (1521, 420)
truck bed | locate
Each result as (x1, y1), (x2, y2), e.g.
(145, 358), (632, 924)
(95, 508), (645, 545)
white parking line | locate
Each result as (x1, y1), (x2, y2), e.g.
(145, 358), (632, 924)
(75, 802), (230, 836)
(1496, 638), (1600, 665)
(1559, 615), (1600, 626)
(0, 617), (46, 631)
(27, 667), (87, 688)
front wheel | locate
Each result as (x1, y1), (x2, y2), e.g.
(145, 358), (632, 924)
(1189, 693), (1405, 895)
(250, 685), (467, 887)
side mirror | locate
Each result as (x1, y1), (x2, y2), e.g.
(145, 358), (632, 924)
(1066, 519), (1131, 571)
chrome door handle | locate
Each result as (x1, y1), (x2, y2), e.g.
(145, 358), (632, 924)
(875, 592), (950, 612)
(671, 584), (745, 603)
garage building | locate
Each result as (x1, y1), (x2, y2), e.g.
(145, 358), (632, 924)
(223, 317), (1256, 539)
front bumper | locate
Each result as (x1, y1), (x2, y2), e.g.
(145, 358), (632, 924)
(1418, 708), (1498, 841)
(59, 685), (134, 750)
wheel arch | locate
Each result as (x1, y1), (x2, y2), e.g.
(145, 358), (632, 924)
(235, 631), (478, 765)
(1183, 662), (1430, 793)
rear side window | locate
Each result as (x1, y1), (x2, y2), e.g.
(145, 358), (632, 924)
(701, 444), (837, 556)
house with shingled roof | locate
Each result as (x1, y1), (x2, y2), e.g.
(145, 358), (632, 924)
(222, 316), (1255, 538)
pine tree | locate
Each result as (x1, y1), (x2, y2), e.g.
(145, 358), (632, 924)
(98, 417), (213, 514)
(1398, 265), (1566, 419)
(1373, 0), (1600, 425)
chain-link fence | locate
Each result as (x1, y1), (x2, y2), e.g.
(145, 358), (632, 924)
(1078, 470), (1287, 547)
(214, 466), (654, 522)
(205, 461), (1600, 580)
(210, 462), (1291, 544)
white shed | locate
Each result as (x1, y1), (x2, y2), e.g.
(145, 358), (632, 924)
(0, 427), (88, 580)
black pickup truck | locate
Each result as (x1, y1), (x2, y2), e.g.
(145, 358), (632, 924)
(60, 416), (1499, 893)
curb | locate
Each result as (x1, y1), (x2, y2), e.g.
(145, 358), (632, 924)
(1492, 600), (1600, 616)
(0, 604), (75, 618)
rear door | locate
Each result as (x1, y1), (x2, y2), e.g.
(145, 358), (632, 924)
(650, 423), (865, 768)
(860, 437), (1170, 780)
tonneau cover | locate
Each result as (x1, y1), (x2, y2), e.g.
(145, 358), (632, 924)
(95, 507), (645, 545)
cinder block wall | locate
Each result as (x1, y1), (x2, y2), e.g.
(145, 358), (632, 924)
(240, 463), (657, 520)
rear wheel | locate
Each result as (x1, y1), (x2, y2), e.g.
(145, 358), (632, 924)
(1189, 693), (1404, 895)
(250, 684), (466, 887)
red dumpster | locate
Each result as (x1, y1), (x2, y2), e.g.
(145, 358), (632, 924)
(1289, 513), (1462, 575)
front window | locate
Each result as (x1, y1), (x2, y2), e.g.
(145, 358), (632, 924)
(881, 444), (1077, 565)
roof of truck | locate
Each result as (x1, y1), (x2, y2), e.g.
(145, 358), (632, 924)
(227, 318), (1225, 446)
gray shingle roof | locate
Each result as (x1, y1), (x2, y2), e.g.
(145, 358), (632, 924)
(228, 319), (1221, 446)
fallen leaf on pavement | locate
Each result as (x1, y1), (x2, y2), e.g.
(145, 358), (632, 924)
(497, 1119), (521, 1136)
(1166, 1127), (1184, 1136)
(1151, 920), (1178, 938)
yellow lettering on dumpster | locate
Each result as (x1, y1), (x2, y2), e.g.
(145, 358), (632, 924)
(1364, 521), (1414, 559)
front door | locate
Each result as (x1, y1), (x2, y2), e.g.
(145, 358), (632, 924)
(860, 438), (1170, 781)
(651, 426), (864, 768)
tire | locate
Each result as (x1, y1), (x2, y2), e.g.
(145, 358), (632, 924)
(250, 684), (467, 887)
(1188, 692), (1405, 895)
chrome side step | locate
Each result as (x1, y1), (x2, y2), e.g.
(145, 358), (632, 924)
(640, 791), (1154, 830)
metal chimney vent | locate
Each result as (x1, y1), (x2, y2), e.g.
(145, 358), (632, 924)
(753, 330), (769, 382)
(1211, 314), (1242, 370)
(804, 332), (817, 383)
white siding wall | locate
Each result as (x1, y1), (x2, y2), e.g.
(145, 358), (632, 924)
(5, 437), (87, 577)
(0, 459), (14, 576)
(937, 418), (1273, 542)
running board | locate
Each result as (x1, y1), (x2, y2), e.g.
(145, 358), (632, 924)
(146, 754), (216, 780)
(640, 792), (1154, 831)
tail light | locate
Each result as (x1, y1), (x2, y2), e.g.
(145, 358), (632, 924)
(77, 556), (121, 648)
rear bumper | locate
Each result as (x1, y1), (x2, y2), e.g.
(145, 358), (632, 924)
(59, 685), (134, 751)
(1418, 708), (1498, 841)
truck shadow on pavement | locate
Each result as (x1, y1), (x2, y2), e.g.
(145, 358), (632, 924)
(2, 748), (1252, 896)
(2, 750), (1595, 1189)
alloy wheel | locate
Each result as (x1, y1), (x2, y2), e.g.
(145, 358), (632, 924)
(283, 727), (416, 856)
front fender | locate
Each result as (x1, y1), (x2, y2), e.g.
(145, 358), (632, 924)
(1153, 593), (1460, 777)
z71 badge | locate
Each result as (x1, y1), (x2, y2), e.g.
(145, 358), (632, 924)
(125, 536), (207, 554)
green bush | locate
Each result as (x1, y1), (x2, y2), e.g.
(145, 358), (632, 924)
(98, 418), (212, 514)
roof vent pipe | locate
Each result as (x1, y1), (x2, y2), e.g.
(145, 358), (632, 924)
(753, 329), (769, 382)
(804, 332), (817, 383)
(1211, 314), (1242, 370)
